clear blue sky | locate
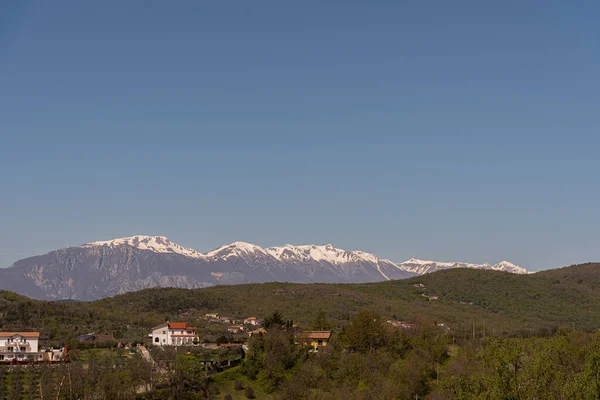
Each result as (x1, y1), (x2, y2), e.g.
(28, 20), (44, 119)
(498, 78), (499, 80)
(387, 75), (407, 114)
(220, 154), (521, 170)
(1, 1), (599, 271)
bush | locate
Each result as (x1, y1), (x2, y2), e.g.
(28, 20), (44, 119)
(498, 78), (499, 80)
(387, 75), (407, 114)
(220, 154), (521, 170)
(235, 380), (245, 390)
(244, 386), (256, 399)
(245, 386), (256, 399)
(224, 395), (233, 400)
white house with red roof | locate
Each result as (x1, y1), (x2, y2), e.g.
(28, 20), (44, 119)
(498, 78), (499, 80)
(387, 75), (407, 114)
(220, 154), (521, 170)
(0, 332), (42, 362)
(150, 322), (198, 346)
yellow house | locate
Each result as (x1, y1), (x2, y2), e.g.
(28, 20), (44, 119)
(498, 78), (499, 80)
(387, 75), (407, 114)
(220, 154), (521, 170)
(301, 331), (332, 350)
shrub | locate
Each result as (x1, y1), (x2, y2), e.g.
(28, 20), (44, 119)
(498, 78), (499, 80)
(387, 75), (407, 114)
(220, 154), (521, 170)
(245, 386), (256, 399)
(235, 380), (245, 390)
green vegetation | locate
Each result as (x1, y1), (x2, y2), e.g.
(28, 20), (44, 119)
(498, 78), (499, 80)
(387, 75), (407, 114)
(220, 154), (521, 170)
(3, 263), (600, 341)
(2, 263), (600, 398)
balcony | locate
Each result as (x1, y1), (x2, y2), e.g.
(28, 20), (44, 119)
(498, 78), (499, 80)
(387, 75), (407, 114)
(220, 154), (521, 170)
(0, 343), (32, 353)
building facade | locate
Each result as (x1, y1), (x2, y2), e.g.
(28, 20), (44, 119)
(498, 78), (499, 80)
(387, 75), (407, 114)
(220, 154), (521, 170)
(150, 322), (198, 346)
(300, 331), (331, 351)
(0, 332), (42, 362)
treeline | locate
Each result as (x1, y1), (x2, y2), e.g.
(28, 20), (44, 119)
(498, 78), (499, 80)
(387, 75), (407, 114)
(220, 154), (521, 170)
(5, 311), (600, 398)
(240, 311), (600, 399)
(0, 355), (151, 400)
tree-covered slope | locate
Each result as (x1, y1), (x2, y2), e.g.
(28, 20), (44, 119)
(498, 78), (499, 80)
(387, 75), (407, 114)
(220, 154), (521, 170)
(2, 263), (600, 342)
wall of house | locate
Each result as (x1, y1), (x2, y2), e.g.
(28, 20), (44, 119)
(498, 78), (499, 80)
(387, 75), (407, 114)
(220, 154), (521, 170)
(168, 329), (198, 345)
(0, 337), (39, 353)
(151, 327), (169, 346)
(310, 339), (328, 349)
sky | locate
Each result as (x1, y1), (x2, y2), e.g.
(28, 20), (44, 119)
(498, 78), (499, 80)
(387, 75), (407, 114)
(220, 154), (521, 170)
(1, 1), (599, 272)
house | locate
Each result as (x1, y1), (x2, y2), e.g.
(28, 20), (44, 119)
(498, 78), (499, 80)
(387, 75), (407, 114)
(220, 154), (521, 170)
(248, 328), (267, 337)
(205, 313), (219, 318)
(150, 322), (199, 346)
(411, 283), (425, 288)
(0, 332), (42, 362)
(427, 296), (439, 301)
(228, 325), (244, 334)
(243, 317), (261, 326)
(300, 331), (331, 351)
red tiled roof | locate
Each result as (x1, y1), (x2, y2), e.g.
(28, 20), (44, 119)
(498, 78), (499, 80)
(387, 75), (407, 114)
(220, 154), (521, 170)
(168, 322), (188, 329)
(0, 332), (40, 338)
(302, 331), (331, 340)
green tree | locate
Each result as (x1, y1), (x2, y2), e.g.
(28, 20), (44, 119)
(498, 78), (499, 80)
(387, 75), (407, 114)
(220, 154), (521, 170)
(312, 309), (332, 331)
(341, 310), (390, 352)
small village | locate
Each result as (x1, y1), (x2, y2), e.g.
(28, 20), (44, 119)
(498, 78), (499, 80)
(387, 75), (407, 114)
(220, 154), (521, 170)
(0, 282), (446, 368)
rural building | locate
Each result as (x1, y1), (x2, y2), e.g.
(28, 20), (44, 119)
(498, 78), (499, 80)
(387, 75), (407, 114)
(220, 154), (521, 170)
(150, 322), (198, 346)
(300, 331), (331, 351)
(0, 332), (42, 362)
(243, 317), (261, 326)
(228, 325), (244, 334)
(248, 328), (267, 337)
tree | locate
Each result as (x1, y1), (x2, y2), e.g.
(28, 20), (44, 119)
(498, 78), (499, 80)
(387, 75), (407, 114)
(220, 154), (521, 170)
(312, 309), (332, 331)
(264, 310), (286, 329)
(342, 311), (390, 352)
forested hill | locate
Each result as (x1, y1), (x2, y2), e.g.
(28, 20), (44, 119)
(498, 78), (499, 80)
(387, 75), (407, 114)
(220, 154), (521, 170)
(1, 262), (600, 341)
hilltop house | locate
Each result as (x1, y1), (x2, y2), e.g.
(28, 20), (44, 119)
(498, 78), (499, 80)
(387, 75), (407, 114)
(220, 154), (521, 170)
(243, 317), (261, 326)
(0, 332), (42, 362)
(248, 328), (267, 337)
(228, 325), (244, 334)
(300, 331), (331, 351)
(150, 322), (198, 346)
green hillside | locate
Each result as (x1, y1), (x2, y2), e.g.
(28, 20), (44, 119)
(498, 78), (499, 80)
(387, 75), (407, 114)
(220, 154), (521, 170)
(2, 263), (600, 342)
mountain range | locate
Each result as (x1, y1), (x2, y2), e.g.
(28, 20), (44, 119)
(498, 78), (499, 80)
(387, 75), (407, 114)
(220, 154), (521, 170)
(0, 235), (527, 300)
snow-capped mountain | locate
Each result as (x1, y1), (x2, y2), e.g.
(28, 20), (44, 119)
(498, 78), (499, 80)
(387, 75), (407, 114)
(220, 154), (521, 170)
(0, 235), (527, 300)
(397, 258), (528, 275)
(84, 235), (206, 259)
(0, 236), (414, 300)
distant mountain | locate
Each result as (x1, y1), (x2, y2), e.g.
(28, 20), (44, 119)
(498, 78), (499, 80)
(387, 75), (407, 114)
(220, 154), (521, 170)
(397, 258), (528, 275)
(0, 236), (415, 300)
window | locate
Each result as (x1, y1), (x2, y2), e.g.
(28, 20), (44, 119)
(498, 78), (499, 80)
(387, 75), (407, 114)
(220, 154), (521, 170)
(0, 355), (3, 361)
(162, 330), (166, 334)
(20, 347), (26, 352)
(317, 340), (323, 345)
(155, 337), (159, 343)
(7, 347), (13, 352)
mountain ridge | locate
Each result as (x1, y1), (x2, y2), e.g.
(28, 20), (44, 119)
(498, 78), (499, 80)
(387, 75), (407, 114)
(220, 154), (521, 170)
(79, 235), (525, 274)
(0, 235), (526, 301)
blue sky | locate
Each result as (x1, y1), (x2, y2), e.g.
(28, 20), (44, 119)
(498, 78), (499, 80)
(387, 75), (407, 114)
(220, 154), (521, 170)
(1, 1), (599, 271)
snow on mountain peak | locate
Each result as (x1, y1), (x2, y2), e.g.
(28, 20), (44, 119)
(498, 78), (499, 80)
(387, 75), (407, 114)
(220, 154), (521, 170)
(206, 241), (269, 259)
(82, 235), (527, 276)
(397, 258), (527, 275)
(83, 235), (206, 259)
(266, 244), (385, 265)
